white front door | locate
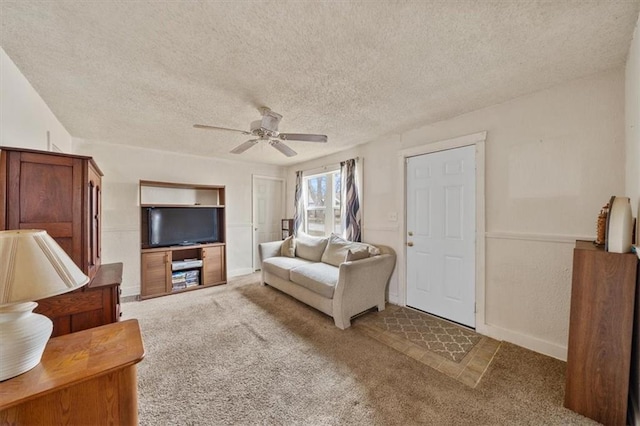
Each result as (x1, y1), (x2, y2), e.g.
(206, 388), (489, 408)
(406, 145), (476, 327)
(252, 177), (285, 270)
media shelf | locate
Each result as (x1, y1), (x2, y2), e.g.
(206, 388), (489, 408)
(141, 242), (226, 299)
(139, 180), (227, 299)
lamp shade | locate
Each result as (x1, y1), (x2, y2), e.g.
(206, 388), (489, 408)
(0, 230), (89, 305)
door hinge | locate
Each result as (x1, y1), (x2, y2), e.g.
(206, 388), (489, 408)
(474, 303), (477, 313)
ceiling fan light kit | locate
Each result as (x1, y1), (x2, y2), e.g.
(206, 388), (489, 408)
(257, 107), (282, 133)
(194, 107), (327, 157)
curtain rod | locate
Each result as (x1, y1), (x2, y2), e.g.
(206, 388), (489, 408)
(297, 156), (360, 176)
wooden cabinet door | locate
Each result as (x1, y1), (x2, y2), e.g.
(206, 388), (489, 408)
(141, 251), (170, 298)
(202, 246), (225, 285)
(5, 151), (83, 267)
(87, 163), (102, 279)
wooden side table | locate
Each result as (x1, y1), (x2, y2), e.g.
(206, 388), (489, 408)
(0, 319), (144, 425)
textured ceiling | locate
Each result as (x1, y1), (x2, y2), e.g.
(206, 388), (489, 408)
(1, 1), (639, 166)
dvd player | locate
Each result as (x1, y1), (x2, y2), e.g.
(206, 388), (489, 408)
(171, 259), (203, 271)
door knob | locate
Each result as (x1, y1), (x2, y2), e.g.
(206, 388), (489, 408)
(407, 242), (414, 247)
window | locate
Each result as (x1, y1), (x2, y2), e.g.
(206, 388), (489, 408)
(303, 170), (342, 237)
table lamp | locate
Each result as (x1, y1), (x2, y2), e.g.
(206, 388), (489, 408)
(0, 229), (89, 381)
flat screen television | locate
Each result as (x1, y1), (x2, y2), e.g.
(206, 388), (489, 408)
(146, 207), (220, 247)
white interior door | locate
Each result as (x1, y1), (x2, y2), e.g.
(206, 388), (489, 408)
(406, 145), (476, 327)
(252, 177), (284, 270)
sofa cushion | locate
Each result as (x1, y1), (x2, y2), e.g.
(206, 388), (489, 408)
(280, 235), (296, 257)
(346, 247), (370, 262)
(295, 232), (329, 262)
(262, 256), (314, 281)
(321, 233), (376, 267)
(290, 263), (339, 299)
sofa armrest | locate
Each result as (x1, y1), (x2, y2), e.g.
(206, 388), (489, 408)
(259, 241), (283, 263)
(332, 246), (396, 329)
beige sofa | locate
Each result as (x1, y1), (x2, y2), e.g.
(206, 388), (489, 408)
(259, 233), (396, 329)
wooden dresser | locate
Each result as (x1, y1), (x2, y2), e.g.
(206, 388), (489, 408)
(0, 146), (121, 336)
(564, 240), (639, 425)
(35, 262), (123, 337)
(0, 320), (145, 425)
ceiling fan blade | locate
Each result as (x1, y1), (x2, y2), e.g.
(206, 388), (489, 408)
(230, 139), (260, 154)
(278, 133), (328, 143)
(270, 140), (297, 157)
(193, 124), (251, 135)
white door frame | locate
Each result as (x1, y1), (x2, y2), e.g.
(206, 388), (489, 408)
(397, 131), (487, 333)
(251, 175), (286, 270)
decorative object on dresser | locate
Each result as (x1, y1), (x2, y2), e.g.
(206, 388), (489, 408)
(0, 147), (121, 337)
(0, 230), (89, 381)
(140, 180), (227, 299)
(564, 240), (638, 425)
(605, 195), (633, 253)
(595, 202), (609, 246)
(0, 320), (144, 425)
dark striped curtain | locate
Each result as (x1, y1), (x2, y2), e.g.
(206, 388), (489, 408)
(340, 158), (361, 242)
(293, 170), (303, 236)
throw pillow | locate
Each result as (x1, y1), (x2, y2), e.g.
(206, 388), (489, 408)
(321, 233), (373, 267)
(346, 248), (370, 262)
(280, 235), (296, 257)
(295, 232), (329, 262)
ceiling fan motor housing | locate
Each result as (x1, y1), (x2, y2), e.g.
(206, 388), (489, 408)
(251, 118), (280, 137)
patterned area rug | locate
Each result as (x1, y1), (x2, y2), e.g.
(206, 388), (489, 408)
(354, 304), (499, 388)
(356, 305), (482, 362)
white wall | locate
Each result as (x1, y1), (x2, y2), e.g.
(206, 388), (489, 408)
(625, 13), (640, 426)
(287, 68), (626, 360)
(73, 140), (285, 298)
(0, 48), (72, 152)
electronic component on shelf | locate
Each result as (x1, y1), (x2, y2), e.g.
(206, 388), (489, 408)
(171, 259), (203, 271)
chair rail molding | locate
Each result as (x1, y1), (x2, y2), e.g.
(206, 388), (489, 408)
(486, 231), (595, 244)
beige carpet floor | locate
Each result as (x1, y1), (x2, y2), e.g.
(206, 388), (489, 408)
(122, 273), (596, 425)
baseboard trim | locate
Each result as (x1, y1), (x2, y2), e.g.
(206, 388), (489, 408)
(228, 268), (256, 277)
(478, 323), (567, 361)
(121, 294), (138, 303)
(388, 293), (400, 305)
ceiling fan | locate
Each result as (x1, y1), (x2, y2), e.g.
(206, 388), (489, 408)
(193, 107), (328, 157)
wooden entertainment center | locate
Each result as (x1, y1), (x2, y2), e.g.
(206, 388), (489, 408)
(139, 180), (227, 299)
